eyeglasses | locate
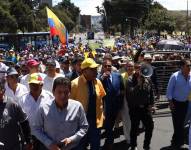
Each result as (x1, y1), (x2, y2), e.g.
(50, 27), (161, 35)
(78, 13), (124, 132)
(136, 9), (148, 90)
(104, 65), (112, 68)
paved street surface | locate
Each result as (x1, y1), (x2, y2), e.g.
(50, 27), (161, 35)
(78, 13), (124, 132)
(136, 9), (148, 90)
(108, 114), (173, 150)
(138, 115), (173, 150)
(100, 102), (189, 150)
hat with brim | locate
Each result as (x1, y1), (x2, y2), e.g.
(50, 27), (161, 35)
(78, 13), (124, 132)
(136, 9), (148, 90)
(27, 59), (40, 67)
(112, 56), (121, 60)
(6, 67), (18, 76)
(81, 58), (99, 70)
(9, 49), (14, 52)
(144, 54), (152, 60)
(28, 73), (43, 84)
(46, 59), (56, 67)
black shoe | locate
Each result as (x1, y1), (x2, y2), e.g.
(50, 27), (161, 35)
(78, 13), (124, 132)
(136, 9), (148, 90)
(143, 146), (150, 150)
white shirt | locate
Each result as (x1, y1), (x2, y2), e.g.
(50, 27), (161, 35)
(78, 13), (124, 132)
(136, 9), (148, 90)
(5, 83), (29, 104)
(20, 73), (46, 90)
(43, 73), (65, 93)
(0, 62), (8, 79)
(19, 90), (54, 131)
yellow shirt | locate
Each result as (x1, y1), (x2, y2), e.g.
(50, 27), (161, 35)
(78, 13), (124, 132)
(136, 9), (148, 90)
(70, 75), (106, 128)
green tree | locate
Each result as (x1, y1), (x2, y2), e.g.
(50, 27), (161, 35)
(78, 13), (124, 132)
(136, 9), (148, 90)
(0, 0), (80, 33)
(144, 2), (175, 35)
(33, 5), (48, 32)
(168, 11), (191, 34)
(10, 0), (34, 32)
(56, 0), (80, 32)
(34, 0), (80, 32)
(0, 0), (18, 32)
(100, 0), (152, 37)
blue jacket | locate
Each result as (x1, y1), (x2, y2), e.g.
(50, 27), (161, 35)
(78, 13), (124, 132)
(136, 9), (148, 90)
(98, 72), (124, 113)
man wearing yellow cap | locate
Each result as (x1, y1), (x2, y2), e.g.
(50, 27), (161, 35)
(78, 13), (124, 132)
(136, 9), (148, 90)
(19, 73), (54, 149)
(70, 58), (106, 150)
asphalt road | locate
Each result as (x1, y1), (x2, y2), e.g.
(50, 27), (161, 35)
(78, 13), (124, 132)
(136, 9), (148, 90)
(106, 114), (173, 150)
(100, 104), (189, 150)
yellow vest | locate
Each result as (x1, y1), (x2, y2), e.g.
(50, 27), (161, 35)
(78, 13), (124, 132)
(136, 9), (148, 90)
(70, 75), (106, 128)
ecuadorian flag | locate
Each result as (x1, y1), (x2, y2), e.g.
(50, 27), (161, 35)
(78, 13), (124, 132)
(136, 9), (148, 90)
(46, 7), (68, 46)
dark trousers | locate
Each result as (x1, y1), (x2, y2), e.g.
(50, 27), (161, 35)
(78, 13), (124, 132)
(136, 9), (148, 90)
(171, 100), (188, 147)
(104, 110), (118, 145)
(5, 144), (22, 150)
(129, 106), (154, 148)
(32, 136), (48, 150)
(77, 118), (101, 150)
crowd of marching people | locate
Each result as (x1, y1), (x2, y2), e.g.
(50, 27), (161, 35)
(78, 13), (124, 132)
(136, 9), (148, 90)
(1, 34), (191, 150)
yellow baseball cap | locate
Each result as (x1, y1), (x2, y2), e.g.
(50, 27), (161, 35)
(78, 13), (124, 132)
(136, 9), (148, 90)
(28, 73), (43, 84)
(81, 58), (99, 70)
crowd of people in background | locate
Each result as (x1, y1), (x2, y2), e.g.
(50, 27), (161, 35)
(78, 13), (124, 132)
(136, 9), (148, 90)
(0, 34), (191, 150)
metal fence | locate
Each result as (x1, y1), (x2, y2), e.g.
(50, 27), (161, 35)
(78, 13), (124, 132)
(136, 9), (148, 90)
(152, 60), (180, 96)
(144, 50), (191, 100)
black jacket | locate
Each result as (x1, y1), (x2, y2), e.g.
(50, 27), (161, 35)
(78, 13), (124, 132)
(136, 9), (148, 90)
(126, 74), (154, 108)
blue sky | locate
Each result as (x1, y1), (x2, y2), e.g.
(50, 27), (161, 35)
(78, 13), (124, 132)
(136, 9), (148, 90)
(53, 0), (191, 15)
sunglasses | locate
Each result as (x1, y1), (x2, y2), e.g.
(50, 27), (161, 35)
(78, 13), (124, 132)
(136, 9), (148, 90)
(104, 65), (112, 68)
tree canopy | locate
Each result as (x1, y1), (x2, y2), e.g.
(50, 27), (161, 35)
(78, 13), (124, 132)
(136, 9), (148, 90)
(144, 2), (176, 35)
(0, 0), (80, 33)
(99, 1), (189, 36)
(98, 0), (152, 36)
